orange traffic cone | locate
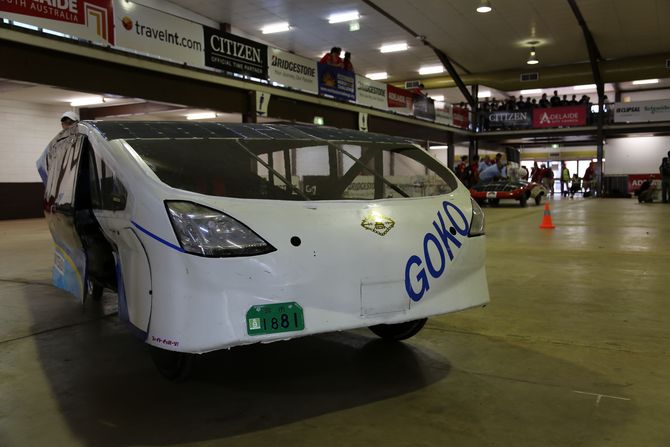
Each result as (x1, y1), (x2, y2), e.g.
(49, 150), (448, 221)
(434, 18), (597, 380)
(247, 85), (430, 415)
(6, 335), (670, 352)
(540, 202), (555, 229)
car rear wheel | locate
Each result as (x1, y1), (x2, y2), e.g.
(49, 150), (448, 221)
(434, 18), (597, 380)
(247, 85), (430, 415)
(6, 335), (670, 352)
(150, 347), (194, 381)
(519, 193), (528, 207)
(535, 193), (544, 206)
(369, 318), (427, 341)
(488, 198), (499, 206)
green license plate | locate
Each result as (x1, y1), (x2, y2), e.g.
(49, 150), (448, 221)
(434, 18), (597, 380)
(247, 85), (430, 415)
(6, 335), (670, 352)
(246, 302), (305, 336)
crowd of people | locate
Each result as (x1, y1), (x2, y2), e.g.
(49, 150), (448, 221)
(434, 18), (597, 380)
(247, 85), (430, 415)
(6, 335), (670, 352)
(478, 90), (606, 114)
(319, 47), (354, 72)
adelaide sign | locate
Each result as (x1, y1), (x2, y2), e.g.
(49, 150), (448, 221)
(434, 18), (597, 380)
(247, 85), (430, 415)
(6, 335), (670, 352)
(532, 106), (588, 128)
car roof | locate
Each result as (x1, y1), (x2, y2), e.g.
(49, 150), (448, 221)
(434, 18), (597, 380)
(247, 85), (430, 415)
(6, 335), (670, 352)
(87, 121), (416, 145)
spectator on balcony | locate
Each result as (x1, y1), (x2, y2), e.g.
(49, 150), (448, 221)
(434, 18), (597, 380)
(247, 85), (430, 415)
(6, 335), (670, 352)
(531, 98), (538, 108)
(343, 52), (354, 72)
(539, 93), (550, 108)
(561, 94), (569, 106)
(550, 90), (562, 107)
(320, 47), (343, 67)
(578, 95), (590, 105)
(569, 94), (578, 105)
(516, 95), (525, 110)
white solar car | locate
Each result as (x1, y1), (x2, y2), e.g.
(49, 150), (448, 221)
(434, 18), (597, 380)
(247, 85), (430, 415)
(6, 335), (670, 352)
(38, 121), (489, 379)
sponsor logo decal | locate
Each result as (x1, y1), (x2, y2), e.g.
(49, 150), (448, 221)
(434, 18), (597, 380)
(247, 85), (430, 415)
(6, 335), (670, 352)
(404, 201), (469, 302)
(361, 213), (395, 236)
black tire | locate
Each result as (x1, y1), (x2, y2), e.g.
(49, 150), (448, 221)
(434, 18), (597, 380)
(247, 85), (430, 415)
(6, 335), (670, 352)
(369, 318), (427, 341)
(535, 193), (544, 206)
(488, 198), (500, 206)
(519, 193), (528, 207)
(85, 279), (103, 301)
(150, 347), (194, 381)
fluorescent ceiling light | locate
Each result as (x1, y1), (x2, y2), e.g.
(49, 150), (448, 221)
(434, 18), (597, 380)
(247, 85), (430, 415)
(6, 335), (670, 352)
(349, 21), (360, 32)
(476, 0), (492, 13)
(262, 22), (290, 34)
(574, 84), (596, 90)
(70, 96), (105, 107)
(186, 112), (216, 120)
(520, 89), (543, 95)
(380, 42), (408, 53)
(328, 11), (360, 24)
(419, 65), (444, 75)
(632, 79), (659, 85)
(366, 72), (388, 81)
(428, 95), (444, 101)
(430, 145), (449, 149)
(478, 90), (491, 98)
(435, 101), (446, 109)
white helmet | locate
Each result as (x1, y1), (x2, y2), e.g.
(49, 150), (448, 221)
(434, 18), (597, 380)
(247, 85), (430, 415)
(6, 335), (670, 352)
(60, 111), (79, 122)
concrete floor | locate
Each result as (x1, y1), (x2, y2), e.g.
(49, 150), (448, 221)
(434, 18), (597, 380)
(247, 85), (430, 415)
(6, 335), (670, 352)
(0, 197), (669, 447)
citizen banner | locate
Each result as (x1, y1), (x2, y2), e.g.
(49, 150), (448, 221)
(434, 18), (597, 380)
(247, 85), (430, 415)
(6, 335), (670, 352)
(114, 0), (205, 68)
(204, 27), (268, 78)
(488, 111), (532, 129)
(267, 48), (318, 93)
(386, 84), (413, 114)
(412, 94), (436, 121)
(0, 0), (114, 44)
(614, 100), (670, 123)
(317, 63), (356, 102)
(355, 75), (387, 110)
(532, 105), (588, 128)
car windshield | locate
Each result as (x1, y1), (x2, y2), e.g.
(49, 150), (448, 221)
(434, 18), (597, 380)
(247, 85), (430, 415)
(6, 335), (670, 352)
(126, 138), (457, 200)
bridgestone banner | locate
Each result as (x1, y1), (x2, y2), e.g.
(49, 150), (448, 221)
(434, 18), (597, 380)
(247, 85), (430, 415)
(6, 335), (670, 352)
(204, 27), (268, 78)
(114, 0), (204, 67)
(532, 106), (587, 128)
(355, 75), (387, 110)
(317, 63), (356, 102)
(1, 0), (114, 44)
(488, 111), (532, 128)
(614, 100), (670, 123)
(267, 48), (318, 93)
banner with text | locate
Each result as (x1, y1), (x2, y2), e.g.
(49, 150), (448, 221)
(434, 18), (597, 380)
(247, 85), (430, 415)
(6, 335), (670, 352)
(488, 111), (532, 129)
(435, 107), (453, 126)
(355, 75), (387, 110)
(412, 94), (436, 121)
(0, 0), (114, 44)
(267, 48), (318, 93)
(387, 84), (413, 115)
(532, 106), (587, 128)
(614, 100), (670, 123)
(204, 27), (268, 78)
(628, 174), (661, 192)
(317, 63), (356, 102)
(453, 106), (469, 129)
(114, 0), (204, 67)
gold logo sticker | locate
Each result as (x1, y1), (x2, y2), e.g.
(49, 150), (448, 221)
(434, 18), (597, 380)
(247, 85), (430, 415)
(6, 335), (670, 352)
(361, 214), (395, 236)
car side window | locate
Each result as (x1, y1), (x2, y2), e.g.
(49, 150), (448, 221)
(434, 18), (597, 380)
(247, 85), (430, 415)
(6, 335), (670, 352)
(90, 152), (127, 211)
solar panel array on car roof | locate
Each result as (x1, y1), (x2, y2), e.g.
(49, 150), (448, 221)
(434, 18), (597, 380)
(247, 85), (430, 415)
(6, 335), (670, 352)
(90, 121), (413, 144)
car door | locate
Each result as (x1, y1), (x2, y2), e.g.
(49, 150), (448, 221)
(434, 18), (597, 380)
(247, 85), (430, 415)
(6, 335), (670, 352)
(44, 132), (88, 302)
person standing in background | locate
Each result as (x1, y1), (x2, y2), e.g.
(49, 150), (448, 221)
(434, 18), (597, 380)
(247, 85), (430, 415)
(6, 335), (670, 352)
(319, 47), (343, 67)
(660, 153), (670, 203)
(342, 52), (354, 72)
(560, 162), (570, 197)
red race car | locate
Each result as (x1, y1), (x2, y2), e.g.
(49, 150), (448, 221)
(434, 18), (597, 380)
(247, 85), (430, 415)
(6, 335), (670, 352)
(470, 180), (548, 207)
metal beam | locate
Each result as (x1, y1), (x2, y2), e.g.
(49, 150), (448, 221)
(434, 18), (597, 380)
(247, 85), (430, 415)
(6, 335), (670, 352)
(360, 0), (476, 108)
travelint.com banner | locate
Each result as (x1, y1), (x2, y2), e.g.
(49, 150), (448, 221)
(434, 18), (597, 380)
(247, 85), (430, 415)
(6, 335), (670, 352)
(267, 48), (317, 93)
(114, 0), (204, 67)
(204, 26), (268, 78)
(0, 0), (114, 44)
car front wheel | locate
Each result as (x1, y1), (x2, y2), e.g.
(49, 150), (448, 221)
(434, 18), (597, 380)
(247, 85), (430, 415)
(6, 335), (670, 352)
(369, 318), (427, 341)
(535, 193), (544, 206)
(150, 346), (194, 381)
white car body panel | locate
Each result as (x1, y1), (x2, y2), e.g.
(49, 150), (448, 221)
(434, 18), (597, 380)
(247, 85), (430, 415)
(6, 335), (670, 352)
(40, 122), (490, 354)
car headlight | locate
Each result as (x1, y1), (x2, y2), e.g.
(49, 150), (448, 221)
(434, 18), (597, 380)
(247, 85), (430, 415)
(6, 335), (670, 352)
(166, 201), (276, 257)
(468, 198), (485, 237)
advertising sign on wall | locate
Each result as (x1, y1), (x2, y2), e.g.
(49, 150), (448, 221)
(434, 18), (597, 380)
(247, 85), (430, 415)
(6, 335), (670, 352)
(412, 94), (436, 121)
(114, 0), (205, 67)
(435, 107), (453, 126)
(0, 0), (114, 44)
(267, 48), (318, 93)
(355, 75), (387, 110)
(387, 85), (413, 114)
(488, 111), (532, 129)
(203, 27), (268, 78)
(317, 63), (356, 102)
(453, 106), (469, 129)
(614, 100), (670, 123)
(532, 106), (588, 128)
(627, 174), (661, 192)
